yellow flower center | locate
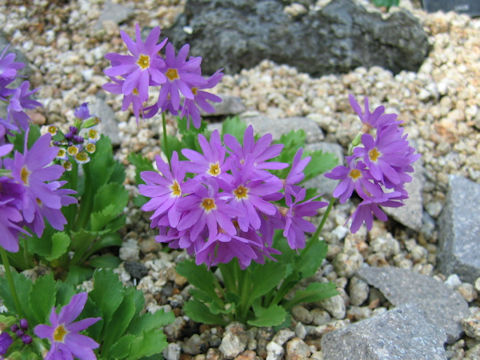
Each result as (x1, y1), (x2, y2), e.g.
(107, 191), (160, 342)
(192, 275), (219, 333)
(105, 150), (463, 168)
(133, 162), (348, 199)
(48, 125), (57, 135)
(88, 129), (99, 140)
(86, 143), (96, 154)
(67, 146), (78, 156)
(192, 87), (198, 95)
(368, 148), (382, 162)
(348, 169), (362, 180)
(207, 162), (221, 176)
(137, 54), (150, 70)
(201, 198), (216, 212)
(57, 149), (66, 158)
(75, 152), (89, 164)
(233, 185), (249, 200)
(166, 68), (179, 81)
(21, 166), (30, 185)
(170, 180), (181, 197)
(53, 324), (68, 342)
(36, 198), (42, 206)
(63, 161), (72, 171)
(132, 88), (139, 96)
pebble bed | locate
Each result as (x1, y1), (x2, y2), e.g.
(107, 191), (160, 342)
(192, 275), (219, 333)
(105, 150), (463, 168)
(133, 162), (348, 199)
(1, 0), (480, 359)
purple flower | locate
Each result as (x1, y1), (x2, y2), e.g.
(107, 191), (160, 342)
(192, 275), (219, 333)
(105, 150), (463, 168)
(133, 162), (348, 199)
(349, 191), (405, 233)
(0, 46), (24, 81)
(224, 125), (288, 180)
(5, 81), (42, 131)
(325, 157), (382, 203)
(349, 94), (398, 130)
(0, 332), (13, 356)
(34, 292), (101, 360)
(103, 76), (145, 121)
(180, 69), (223, 129)
(156, 43), (206, 113)
(182, 130), (232, 182)
(282, 188), (327, 250)
(139, 151), (197, 227)
(177, 179), (239, 241)
(4, 133), (77, 236)
(104, 24), (167, 100)
(74, 102), (91, 120)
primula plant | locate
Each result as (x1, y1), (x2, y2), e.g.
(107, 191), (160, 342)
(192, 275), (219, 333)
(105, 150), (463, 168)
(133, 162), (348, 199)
(103, 24), (418, 326)
(0, 45), (173, 359)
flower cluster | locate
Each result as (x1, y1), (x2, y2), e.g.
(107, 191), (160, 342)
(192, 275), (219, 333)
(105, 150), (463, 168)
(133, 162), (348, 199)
(0, 46), (42, 142)
(139, 126), (326, 268)
(0, 132), (77, 252)
(326, 95), (420, 232)
(103, 24), (223, 128)
(34, 292), (101, 360)
(48, 102), (101, 169)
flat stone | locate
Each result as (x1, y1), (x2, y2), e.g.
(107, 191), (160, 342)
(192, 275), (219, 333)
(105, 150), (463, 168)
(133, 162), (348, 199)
(88, 98), (121, 146)
(437, 175), (480, 283)
(422, 0), (480, 17)
(357, 266), (469, 343)
(383, 160), (424, 231)
(240, 114), (324, 144)
(202, 94), (246, 117)
(219, 323), (248, 358)
(321, 303), (447, 360)
(95, 1), (134, 29)
(303, 142), (344, 197)
(164, 0), (429, 77)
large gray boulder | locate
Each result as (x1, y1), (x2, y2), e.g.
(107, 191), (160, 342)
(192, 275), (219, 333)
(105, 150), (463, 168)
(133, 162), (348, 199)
(164, 0), (430, 76)
(437, 175), (480, 283)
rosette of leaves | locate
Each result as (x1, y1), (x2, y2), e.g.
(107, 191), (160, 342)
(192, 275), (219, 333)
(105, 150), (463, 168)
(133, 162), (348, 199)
(0, 269), (174, 359)
(6, 125), (129, 283)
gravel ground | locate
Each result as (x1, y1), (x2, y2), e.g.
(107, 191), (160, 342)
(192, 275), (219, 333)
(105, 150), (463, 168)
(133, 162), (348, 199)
(1, 0), (480, 359)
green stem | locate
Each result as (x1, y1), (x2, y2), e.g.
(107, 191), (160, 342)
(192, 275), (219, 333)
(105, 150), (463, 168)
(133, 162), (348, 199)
(0, 247), (23, 317)
(309, 197), (335, 245)
(75, 164), (94, 231)
(162, 112), (171, 167)
(237, 267), (251, 322)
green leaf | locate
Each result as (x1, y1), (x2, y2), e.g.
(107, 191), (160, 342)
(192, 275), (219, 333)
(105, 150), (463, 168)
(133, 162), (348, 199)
(222, 116), (246, 142)
(127, 309), (175, 335)
(0, 272), (34, 319)
(372, 0), (399, 9)
(88, 254), (121, 269)
(303, 150), (338, 182)
(102, 288), (137, 354)
(93, 183), (129, 213)
(109, 334), (135, 359)
(56, 281), (76, 307)
(65, 265), (93, 286)
(90, 270), (124, 323)
(128, 153), (155, 184)
(296, 240), (328, 279)
(283, 282), (338, 310)
(45, 232), (71, 261)
(183, 299), (228, 326)
(90, 204), (122, 231)
(249, 261), (287, 300)
(247, 303), (287, 327)
(27, 226), (55, 258)
(176, 260), (220, 301)
(29, 273), (56, 324)
(89, 233), (123, 255)
(129, 330), (169, 359)
(178, 115), (207, 135)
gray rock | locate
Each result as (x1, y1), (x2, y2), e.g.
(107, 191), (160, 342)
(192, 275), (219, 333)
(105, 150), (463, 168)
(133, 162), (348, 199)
(164, 0), (429, 76)
(357, 266), (469, 343)
(123, 261), (148, 280)
(437, 175), (480, 283)
(272, 328), (295, 346)
(163, 343), (181, 360)
(349, 276), (369, 306)
(285, 337), (311, 360)
(383, 160), (424, 231)
(202, 94), (246, 117)
(88, 98), (121, 146)
(317, 294), (346, 320)
(266, 341), (284, 360)
(240, 114), (324, 144)
(321, 303), (447, 360)
(182, 334), (205, 355)
(303, 142), (344, 197)
(219, 322), (248, 358)
(95, 1), (134, 29)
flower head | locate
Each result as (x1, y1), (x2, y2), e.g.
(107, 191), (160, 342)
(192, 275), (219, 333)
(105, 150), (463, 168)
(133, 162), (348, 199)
(349, 94), (398, 130)
(0, 332), (13, 356)
(34, 292), (101, 360)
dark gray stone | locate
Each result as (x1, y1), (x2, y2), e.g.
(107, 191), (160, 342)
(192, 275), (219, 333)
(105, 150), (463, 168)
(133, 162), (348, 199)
(321, 303), (447, 360)
(239, 114), (324, 143)
(383, 159), (424, 231)
(95, 1), (134, 29)
(124, 261), (148, 280)
(422, 0), (480, 17)
(164, 0), (430, 76)
(304, 142), (344, 197)
(357, 266), (469, 343)
(437, 175), (480, 283)
(201, 94), (247, 117)
(88, 98), (121, 146)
